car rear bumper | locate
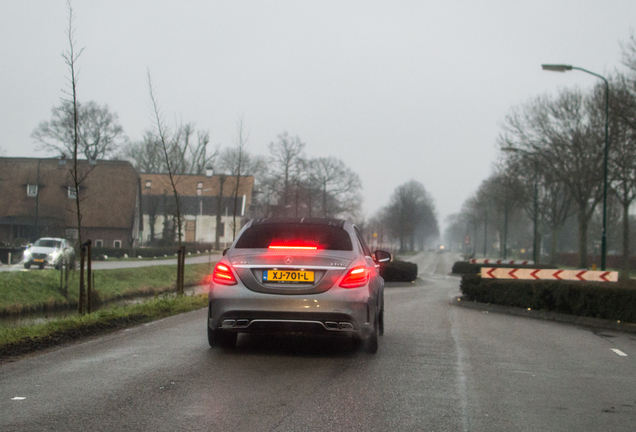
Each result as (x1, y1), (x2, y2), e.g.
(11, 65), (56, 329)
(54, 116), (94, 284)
(208, 287), (376, 336)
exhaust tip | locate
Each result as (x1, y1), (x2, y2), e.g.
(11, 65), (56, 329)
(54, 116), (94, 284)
(221, 319), (236, 328)
(338, 322), (354, 331)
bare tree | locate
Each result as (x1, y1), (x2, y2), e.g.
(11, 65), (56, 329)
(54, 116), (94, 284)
(502, 88), (606, 267)
(121, 124), (218, 175)
(147, 71), (184, 294)
(220, 116), (251, 240)
(607, 73), (636, 277)
(214, 173), (228, 251)
(58, 0), (89, 314)
(33, 100), (124, 160)
(307, 156), (362, 219)
(384, 180), (438, 252)
(268, 132), (305, 215)
(119, 131), (165, 173)
(500, 149), (574, 263)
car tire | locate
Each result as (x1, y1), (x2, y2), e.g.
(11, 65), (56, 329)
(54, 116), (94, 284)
(207, 305), (238, 349)
(39, 264), (45, 270)
(24, 263), (31, 269)
(378, 307), (384, 336)
(364, 316), (379, 354)
(208, 326), (237, 348)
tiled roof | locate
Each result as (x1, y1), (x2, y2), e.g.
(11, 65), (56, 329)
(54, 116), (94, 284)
(139, 173), (254, 208)
(0, 158), (139, 229)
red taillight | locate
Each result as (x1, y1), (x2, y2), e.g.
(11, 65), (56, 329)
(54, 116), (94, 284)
(339, 265), (369, 288)
(212, 262), (237, 285)
(268, 245), (318, 250)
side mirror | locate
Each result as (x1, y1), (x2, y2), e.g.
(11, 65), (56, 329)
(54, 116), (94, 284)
(222, 248), (229, 256)
(374, 250), (391, 263)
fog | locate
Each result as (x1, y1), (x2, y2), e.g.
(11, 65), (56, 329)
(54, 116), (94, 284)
(1, 0), (634, 227)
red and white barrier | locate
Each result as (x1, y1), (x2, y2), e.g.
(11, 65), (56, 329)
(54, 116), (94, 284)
(481, 267), (618, 282)
(470, 259), (533, 265)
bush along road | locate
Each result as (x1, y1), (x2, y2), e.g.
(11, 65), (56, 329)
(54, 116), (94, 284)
(460, 273), (636, 324)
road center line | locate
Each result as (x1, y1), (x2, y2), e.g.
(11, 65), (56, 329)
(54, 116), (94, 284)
(611, 349), (628, 357)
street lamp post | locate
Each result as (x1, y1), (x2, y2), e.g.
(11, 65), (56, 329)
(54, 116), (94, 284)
(541, 64), (610, 270)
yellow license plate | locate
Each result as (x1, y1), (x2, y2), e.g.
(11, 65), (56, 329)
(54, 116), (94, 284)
(34, 259), (44, 263)
(263, 270), (314, 283)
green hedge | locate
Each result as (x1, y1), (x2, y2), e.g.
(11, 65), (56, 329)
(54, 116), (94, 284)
(460, 274), (636, 323)
(380, 260), (418, 282)
(451, 261), (557, 275)
(93, 244), (217, 259)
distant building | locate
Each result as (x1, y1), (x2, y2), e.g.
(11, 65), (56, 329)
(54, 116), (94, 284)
(0, 157), (141, 248)
(139, 172), (254, 245)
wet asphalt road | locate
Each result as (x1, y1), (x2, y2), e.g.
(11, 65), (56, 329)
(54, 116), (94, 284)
(1, 252), (635, 431)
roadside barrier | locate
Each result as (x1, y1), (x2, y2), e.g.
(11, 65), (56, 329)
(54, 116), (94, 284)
(480, 267), (618, 282)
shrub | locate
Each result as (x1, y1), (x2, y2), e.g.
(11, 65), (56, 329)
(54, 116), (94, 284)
(381, 260), (418, 282)
(460, 274), (636, 323)
(92, 243), (215, 259)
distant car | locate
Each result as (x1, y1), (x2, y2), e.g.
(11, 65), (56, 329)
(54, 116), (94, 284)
(207, 218), (391, 353)
(23, 238), (75, 269)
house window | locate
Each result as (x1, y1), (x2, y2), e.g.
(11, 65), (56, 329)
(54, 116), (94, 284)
(145, 180), (152, 189)
(196, 189), (202, 196)
(197, 182), (203, 189)
(113, 240), (122, 248)
(27, 184), (38, 197)
(68, 186), (77, 199)
(95, 239), (103, 248)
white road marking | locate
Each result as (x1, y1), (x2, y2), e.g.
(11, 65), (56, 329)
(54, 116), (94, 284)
(450, 308), (470, 432)
(611, 349), (628, 357)
(11, 397), (26, 400)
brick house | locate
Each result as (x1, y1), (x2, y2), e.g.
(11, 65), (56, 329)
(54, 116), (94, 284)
(0, 157), (141, 248)
(140, 171), (254, 245)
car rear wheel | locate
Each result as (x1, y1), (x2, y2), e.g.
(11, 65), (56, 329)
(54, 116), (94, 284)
(207, 307), (238, 349)
(24, 263), (31, 269)
(378, 307), (384, 336)
(208, 326), (237, 348)
(364, 315), (379, 354)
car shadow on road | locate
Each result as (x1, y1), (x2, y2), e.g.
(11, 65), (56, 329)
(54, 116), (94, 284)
(212, 333), (362, 358)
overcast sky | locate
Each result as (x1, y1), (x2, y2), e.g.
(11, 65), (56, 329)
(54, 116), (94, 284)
(1, 1), (635, 230)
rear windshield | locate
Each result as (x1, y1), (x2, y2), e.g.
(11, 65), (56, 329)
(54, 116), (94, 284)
(34, 239), (61, 248)
(235, 224), (353, 251)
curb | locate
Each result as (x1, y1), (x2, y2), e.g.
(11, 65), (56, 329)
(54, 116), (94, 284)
(452, 296), (636, 335)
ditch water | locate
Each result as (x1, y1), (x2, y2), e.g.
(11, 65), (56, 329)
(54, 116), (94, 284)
(0, 285), (208, 329)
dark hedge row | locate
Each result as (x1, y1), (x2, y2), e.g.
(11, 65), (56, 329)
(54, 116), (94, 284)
(92, 244), (217, 259)
(380, 260), (418, 282)
(451, 261), (557, 275)
(460, 274), (636, 323)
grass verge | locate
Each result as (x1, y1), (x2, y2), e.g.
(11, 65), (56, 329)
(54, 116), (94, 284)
(0, 262), (215, 316)
(0, 294), (208, 360)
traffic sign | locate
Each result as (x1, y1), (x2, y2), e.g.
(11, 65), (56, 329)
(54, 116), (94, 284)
(480, 267), (618, 282)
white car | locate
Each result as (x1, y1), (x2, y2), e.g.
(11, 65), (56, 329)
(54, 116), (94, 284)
(23, 238), (75, 269)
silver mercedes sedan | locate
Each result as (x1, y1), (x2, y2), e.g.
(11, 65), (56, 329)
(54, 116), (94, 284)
(207, 218), (391, 353)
